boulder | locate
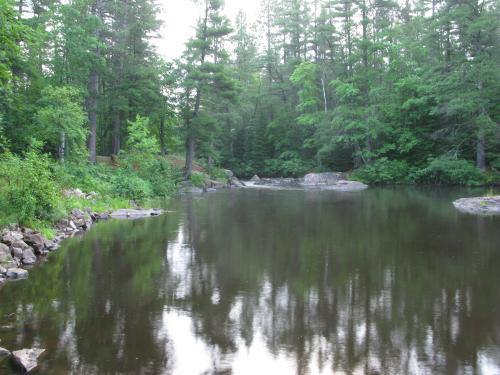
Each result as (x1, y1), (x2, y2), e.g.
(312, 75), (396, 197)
(0, 243), (12, 263)
(11, 240), (29, 251)
(179, 182), (204, 194)
(1, 231), (23, 246)
(323, 180), (368, 191)
(11, 246), (24, 260)
(0, 347), (10, 358)
(250, 175), (261, 182)
(453, 196), (500, 216)
(303, 172), (344, 186)
(6, 268), (28, 279)
(22, 248), (37, 265)
(230, 176), (245, 187)
(23, 233), (46, 253)
(207, 179), (225, 189)
(11, 348), (45, 373)
(0, 265), (6, 274)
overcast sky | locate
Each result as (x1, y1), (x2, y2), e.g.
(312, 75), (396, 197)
(156, 0), (261, 60)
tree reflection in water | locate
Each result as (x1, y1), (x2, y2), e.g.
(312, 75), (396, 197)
(0, 188), (499, 374)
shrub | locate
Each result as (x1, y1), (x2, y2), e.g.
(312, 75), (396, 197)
(111, 172), (152, 202)
(412, 157), (486, 186)
(0, 150), (59, 226)
(190, 171), (208, 188)
(148, 158), (180, 197)
(352, 158), (411, 184)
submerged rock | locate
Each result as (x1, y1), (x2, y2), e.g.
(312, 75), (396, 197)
(453, 196), (500, 215)
(110, 208), (164, 219)
(11, 348), (45, 373)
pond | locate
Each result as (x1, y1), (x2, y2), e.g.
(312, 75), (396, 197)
(1, 187), (499, 374)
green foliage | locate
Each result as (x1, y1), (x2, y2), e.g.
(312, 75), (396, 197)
(352, 159), (412, 184)
(34, 86), (88, 160)
(412, 157), (487, 186)
(125, 115), (159, 155)
(112, 172), (152, 202)
(190, 171), (208, 188)
(0, 149), (59, 227)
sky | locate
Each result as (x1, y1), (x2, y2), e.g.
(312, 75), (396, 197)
(156, 0), (261, 60)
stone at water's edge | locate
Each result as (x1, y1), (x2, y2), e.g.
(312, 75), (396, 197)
(6, 268), (28, 279)
(0, 347), (11, 358)
(453, 196), (500, 215)
(11, 348), (45, 373)
(302, 172), (345, 186)
(109, 208), (164, 219)
(250, 175), (261, 182)
(320, 180), (368, 191)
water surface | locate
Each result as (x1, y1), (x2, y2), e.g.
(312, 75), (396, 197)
(1, 188), (499, 374)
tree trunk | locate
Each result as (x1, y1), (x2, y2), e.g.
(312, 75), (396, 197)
(160, 117), (166, 156)
(88, 70), (98, 163)
(59, 130), (66, 163)
(476, 131), (486, 171)
(184, 0), (209, 178)
(112, 111), (121, 155)
(185, 135), (195, 178)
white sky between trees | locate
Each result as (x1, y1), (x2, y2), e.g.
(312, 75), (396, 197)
(156, 0), (261, 59)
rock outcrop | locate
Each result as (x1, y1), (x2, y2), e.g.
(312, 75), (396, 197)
(453, 196), (500, 215)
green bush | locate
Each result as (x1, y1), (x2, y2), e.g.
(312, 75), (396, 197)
(0, 150), (60, 226)
(148, 158), (180, 197)
(190, 171), (208, 188)
(112, 172), (152, 202)
(412, 157), (486, 186)
(352, 158), (411, 184)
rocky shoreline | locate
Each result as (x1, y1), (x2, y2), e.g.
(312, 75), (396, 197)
(0, 207), (164, 287)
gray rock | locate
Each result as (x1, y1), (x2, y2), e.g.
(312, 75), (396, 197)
(0, 243), (12, 263)
(11, 348), (45, 373)
(453, 196), (500, 216)
(0, 265), (6, 274)
(179, 183), (204, 194)
(6, 268), (28, 279)
(110, 208), (164, 219)
(321, 180), (368, 191)
(250, 175), (261, 182)
(302, 172), (344, 186)
(23, 233), (46, 253)
(230, 176), (245, 187)
(22, 248), (37, 265)
(0, 347), (10, 357)
(11, 240), (29, 251)
(11, 246), (24, 260)
(2, 231), (23, 246)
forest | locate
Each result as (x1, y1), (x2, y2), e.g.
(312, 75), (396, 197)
(0, 0), (499, 229)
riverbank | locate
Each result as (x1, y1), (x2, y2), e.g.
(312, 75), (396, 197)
(0, 205), (164, 286)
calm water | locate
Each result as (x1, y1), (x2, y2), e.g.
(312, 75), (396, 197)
(0, 187), (499, 374)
